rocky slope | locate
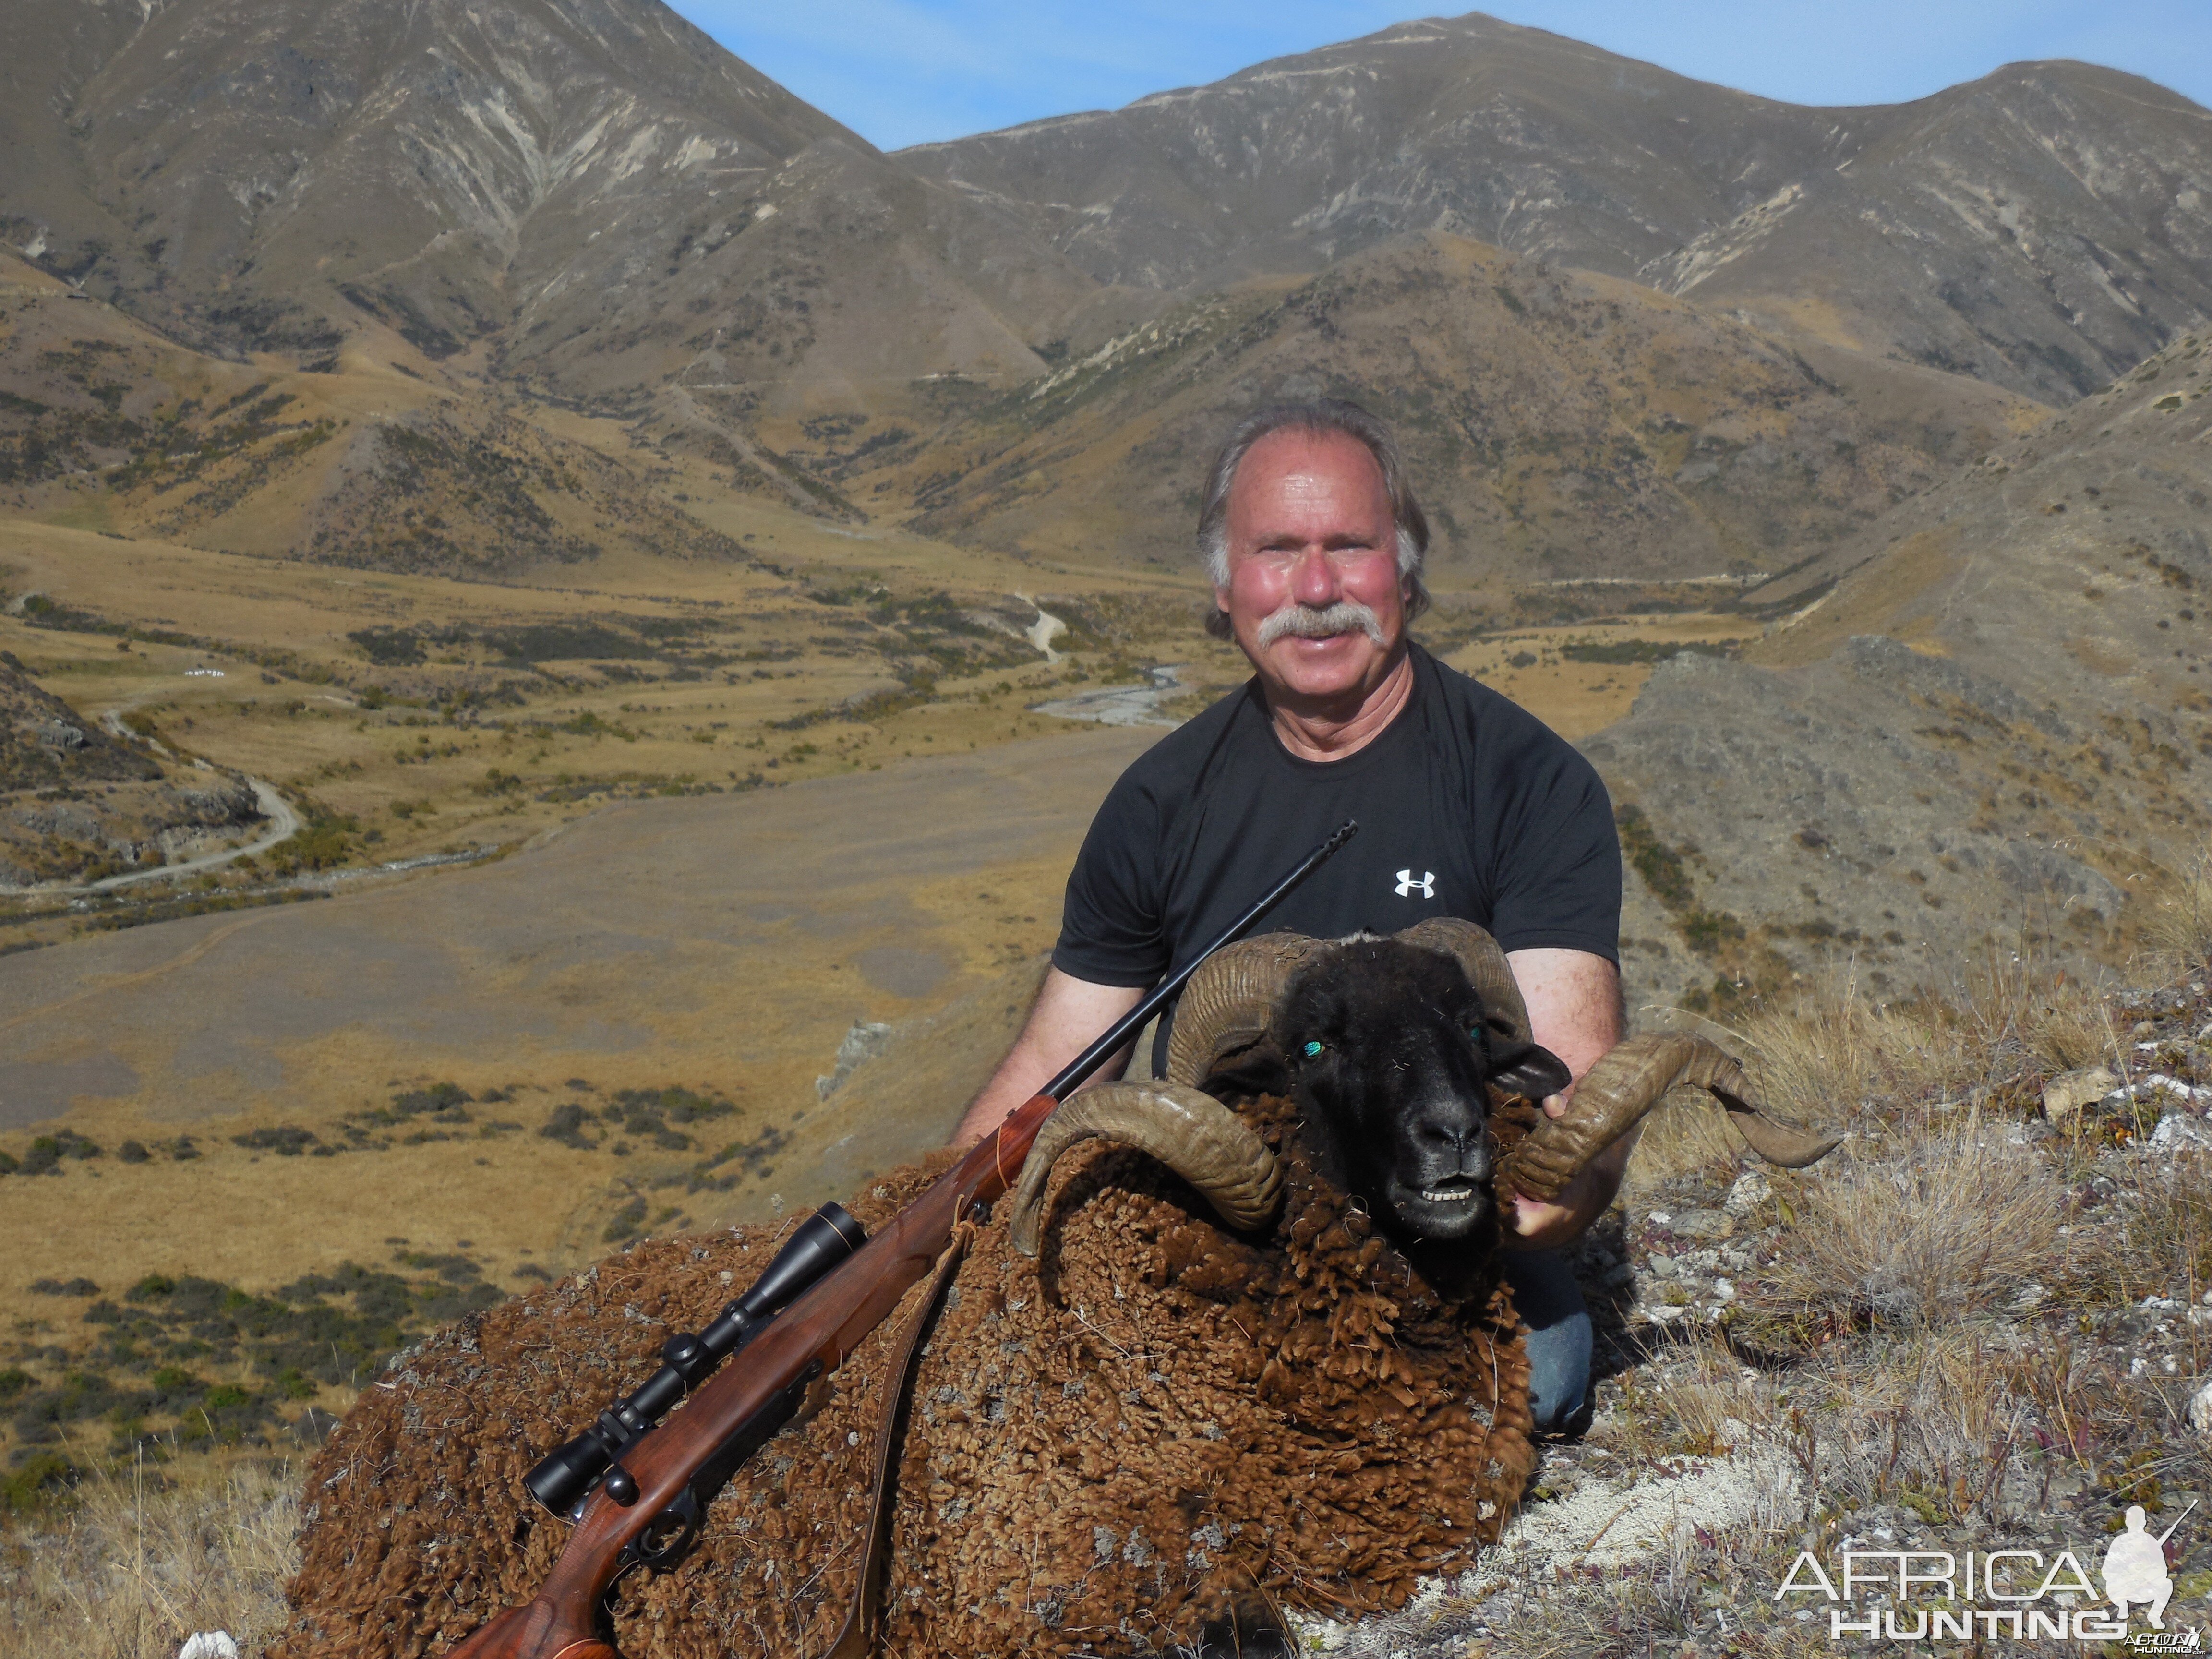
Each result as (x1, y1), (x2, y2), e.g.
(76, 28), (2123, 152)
(0, 649), (260, 888)
(0, 0), (1118, 426)
(1586, 327), (2212, 1008)
(903, 12), (2212, 404)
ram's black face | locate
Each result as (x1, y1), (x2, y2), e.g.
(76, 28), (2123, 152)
(1259, 940), (1571, 1244)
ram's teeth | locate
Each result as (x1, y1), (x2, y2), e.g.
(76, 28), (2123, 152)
(1421, 1186), (1474, 1202)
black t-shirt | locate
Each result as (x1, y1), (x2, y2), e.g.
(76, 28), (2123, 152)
(1053, 642), (1622, 1009)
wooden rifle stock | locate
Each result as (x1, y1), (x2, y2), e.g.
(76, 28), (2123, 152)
(445, 1090), (1059, 1659)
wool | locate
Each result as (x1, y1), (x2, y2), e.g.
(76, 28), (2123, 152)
(278, 1094), (1539, 1659)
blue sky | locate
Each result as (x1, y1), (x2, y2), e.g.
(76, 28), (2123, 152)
(668, 0), (2212, 152)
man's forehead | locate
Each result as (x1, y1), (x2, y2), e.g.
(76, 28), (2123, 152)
(1226, 428), (1391, 522)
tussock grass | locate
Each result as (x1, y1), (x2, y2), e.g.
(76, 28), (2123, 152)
(1795, 1331), (2045, 1527)
(0, 1456), (296, 1659)
(1747, 1110), (2061, 1335)
(2139, 845), (2212, 977)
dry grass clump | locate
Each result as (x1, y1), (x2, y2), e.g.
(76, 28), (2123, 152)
(0, 1456), (296, 1659)
(1794, 1331), (2045, 1527)
(1746, 1110), (2060, 1336)
(2065, 1145), (2212, 1305)
(2139, 845), (2212, 977)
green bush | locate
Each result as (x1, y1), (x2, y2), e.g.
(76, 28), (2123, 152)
(0, 1450), (79, 1513)
(601, 1196), (647, 1243)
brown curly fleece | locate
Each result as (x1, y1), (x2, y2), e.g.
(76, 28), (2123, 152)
(276, 1093), (1539, 1659)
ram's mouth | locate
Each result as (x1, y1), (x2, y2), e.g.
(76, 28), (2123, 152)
(1389, 1175), (1491, 1240)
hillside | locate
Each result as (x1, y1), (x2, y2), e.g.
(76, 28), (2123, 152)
(902, 13), (2212, 403)
(0, 249), (755, 574)
(831, 232), (2040, 580)
(1586, 327), (2212, 1009)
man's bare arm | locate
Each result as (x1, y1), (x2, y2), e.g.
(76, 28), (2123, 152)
(948, 967), (1146, 1148)
(1502, 947), (1626, 1250)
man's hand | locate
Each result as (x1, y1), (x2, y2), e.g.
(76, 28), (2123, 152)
(948, 968), (1145, 1148)
(1501, 947), (1625, 1250)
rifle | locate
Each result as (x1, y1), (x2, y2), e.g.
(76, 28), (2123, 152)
(447, 820), (1358, 1659)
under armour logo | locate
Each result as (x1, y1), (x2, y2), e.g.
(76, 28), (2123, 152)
(1395, 869), (1436, 899)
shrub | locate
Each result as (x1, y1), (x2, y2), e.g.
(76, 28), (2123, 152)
(0, 1450), (78, 1513)
(231, 1126), (323, 1156)
(539, 1102), (597, 1150)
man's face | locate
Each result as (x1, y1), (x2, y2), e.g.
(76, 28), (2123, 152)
(1216, 429), (1408, 705)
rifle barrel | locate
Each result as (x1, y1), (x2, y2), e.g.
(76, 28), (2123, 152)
(1040, 818), (1356, 1100)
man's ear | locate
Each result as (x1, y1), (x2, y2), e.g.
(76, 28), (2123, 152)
(1490, 1042), (1573, 1103)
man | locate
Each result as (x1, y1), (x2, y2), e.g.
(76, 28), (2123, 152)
(951, 400), (1626, 1434)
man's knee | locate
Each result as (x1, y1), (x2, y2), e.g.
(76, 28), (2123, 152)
(1502, 1249), (1593, 1434)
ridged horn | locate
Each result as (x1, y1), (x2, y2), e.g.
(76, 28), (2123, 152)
(1496, 1032), (1842, 1203)
(1009, 1082), (1286, 1257)
(1163, 932), (1329, 1085)
(1392, 918), (1532, 1045)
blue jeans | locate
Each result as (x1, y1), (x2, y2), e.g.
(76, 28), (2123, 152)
(1502, 1249), (1593, 1434)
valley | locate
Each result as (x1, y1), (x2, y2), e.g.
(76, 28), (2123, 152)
(0, 5), (2207, 1632)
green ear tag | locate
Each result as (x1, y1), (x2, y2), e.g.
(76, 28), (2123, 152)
(1302, 1039), (1324, 1058)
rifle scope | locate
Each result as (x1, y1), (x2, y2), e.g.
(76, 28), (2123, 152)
(524, 1201), (866, 1518)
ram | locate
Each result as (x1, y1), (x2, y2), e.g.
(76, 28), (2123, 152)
(277, 921), (1834, 1659)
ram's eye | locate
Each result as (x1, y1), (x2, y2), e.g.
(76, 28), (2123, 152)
(1301, 1039), (1324, 1059)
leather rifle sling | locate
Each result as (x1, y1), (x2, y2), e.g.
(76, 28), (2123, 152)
(819, 1214), (977, 1659)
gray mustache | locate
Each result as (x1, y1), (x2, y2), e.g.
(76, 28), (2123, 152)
(1254, 601), (1388, 650)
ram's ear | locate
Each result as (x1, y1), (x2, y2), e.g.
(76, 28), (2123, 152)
(1200, 1035), (1292, 1103)
(1490, 1042), (1573, 1104)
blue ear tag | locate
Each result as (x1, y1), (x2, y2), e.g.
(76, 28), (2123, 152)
(1302, 1040), (1324, 1058)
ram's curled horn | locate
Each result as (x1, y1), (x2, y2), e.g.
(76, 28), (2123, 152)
(1391, 918), (1532, 1045)
(1496, 1033), (1842, 1204)
(1163, 931), (1329, 1085)
(1009, 1082), (1286, 1258)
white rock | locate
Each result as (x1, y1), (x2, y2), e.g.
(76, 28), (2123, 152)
(2191, 1381), (2212, 1434)
(2151, 1114), (2212, 1150)
(1721, 1171), (1771, 1217)
(179, 1636), (239, 1659)
(2042, 1065), (2121, 1127)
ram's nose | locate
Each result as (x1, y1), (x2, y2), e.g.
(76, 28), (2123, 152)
(1410, 1096), (1491, 1178)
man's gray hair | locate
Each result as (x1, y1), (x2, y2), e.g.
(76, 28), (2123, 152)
(1196, 399), (1431, 641)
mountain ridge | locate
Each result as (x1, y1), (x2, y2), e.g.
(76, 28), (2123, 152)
(902, 14), (2212, 404)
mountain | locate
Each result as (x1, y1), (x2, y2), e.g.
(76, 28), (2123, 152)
(0, 0), (1119, 426)
(901, 13), (2212, 404)
(1584, 325), (2212, 1008)
(837, 232), (2039, 581)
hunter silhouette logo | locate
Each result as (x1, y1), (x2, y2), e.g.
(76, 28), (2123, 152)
(2107, 1501), (2190, 1631)
(1395, 869), (1435, 899)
